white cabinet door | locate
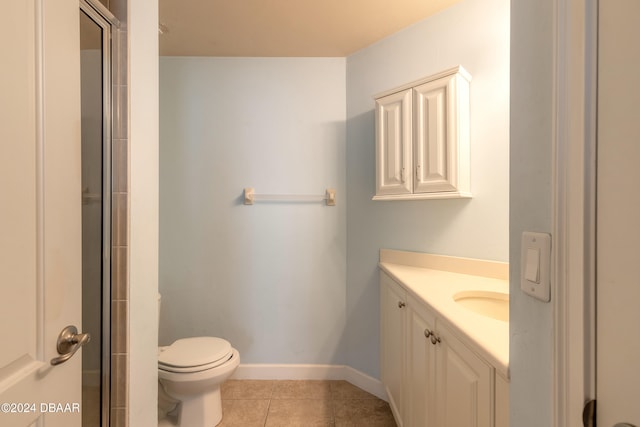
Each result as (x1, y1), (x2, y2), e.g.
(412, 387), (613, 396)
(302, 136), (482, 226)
(414, 72), (471, 196)
(380, 272), (407, 425)
(0, 0), (83, 426)
(414, 74), (467, 194)
(435, 323), (492, 427)
(406, 298), (437, 427)
(375, 89), (413, 197)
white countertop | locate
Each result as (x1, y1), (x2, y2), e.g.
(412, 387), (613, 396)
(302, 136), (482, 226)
(379, 250), (510, 379)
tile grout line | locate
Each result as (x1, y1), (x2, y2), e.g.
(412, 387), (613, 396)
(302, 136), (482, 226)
(263, 382), (273, 427)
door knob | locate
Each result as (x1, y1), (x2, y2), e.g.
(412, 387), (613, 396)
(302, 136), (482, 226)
(582, 400), (595, 427)
(50, 325), (90, 366)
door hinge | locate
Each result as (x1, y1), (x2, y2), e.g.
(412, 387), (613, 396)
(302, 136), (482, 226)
(583, 399), (596, 427)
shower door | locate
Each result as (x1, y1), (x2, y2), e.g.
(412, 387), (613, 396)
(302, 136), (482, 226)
(80, 1), (114, 425)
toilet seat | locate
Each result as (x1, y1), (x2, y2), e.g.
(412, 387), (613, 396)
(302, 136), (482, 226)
(158, 337), (233, 373)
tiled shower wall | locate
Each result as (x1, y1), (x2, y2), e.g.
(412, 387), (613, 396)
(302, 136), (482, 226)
(108, 0), (128, 425)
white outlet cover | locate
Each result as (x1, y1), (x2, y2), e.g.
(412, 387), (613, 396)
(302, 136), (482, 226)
(520, 232), (551, 302)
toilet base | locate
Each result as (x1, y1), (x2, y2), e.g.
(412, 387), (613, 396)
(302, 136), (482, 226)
(158, 417), (176, 427)
(158, 348), (239, 427)
(179, 387), (222, 427)
(158, 386), (222, 427)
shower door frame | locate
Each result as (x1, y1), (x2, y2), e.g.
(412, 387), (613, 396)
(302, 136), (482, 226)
(79, 1), (119, 425)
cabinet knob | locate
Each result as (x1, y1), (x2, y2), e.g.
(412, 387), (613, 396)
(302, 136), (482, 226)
(398, 301), (406, 308)
(430, 334), (441, 345)
(424, 329), (432, 338)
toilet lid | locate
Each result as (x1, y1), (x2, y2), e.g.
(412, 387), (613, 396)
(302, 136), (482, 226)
(158, 337), (232, 369)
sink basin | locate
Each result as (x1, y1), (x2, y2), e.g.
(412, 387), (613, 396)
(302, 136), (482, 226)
(453, 291), (509, 322)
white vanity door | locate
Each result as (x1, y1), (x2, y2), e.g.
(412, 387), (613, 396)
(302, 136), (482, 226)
(406, 296), (437, 427)
(380, 272), (407, 425)
(435, 322), (492, 427)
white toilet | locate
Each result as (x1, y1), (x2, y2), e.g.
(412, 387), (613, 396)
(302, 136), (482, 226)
(158, 294), (240, 427)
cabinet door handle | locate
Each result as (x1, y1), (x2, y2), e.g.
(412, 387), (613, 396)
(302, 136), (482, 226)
(398, 301), (406, 308)
(424, 329), (432, 338)
(430, 333), (441, 345)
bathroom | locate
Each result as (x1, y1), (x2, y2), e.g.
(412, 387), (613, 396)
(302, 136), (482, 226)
(157, 0), (509, 422)
(1, 0), (639, 426)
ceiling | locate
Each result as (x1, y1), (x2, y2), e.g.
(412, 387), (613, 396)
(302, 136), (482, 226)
(159, 0), (461, 57)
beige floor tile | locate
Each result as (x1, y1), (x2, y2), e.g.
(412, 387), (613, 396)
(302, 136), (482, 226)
(218, 399), (270, 427)
(266, 399), (334, 427)
(333, 399), (397, 427)
(218, 380), (395, 427)
(271, 380), (332, 400)
(329, 380), (377, 400)
(222, 379), (275, 399)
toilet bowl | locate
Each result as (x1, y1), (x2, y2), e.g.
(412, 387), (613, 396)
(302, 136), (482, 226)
(158, 295), (240, 426)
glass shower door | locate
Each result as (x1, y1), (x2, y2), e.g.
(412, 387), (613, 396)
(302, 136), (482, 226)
(80, 6), (111, 426)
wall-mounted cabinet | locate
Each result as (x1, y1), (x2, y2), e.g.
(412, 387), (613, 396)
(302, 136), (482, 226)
(373, 66), (471, 200)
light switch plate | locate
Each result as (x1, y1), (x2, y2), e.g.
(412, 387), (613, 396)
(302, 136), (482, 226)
(521, 232), (551, 302)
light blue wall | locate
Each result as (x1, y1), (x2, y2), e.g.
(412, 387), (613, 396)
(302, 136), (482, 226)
(509, 0), (554, 425)
(159, 57), (347, 365)
(345, 0), (510, 378)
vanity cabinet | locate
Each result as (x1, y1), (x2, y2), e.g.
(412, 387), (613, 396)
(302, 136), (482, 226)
(373, 66), (471, 200)
(381, 270), (506, 427)
(380, 272), (408, 424)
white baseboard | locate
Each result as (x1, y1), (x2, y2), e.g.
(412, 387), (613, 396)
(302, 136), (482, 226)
(232, 364), (345, 380)
(341, 365), (387, 401)
(231, 364), (388, 402)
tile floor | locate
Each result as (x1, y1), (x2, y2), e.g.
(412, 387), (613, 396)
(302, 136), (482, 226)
(218, 379), (397, 427)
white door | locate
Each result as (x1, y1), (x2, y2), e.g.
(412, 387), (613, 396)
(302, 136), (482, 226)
(0, 0), (83, 426)
(597, 0), (640, 425)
